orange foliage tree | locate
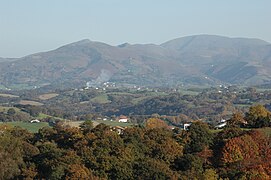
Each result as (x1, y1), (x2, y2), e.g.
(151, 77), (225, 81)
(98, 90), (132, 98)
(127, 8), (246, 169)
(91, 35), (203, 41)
(145, 118), (169, 129)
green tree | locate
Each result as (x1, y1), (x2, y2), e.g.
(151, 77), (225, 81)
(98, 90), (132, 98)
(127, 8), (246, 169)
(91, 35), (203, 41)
(174, 154), (204, 179)
(184, 121), (213, 153)
(80, 120), (94, 134)
(133, 158), (179, 180)
(7, 108), (16, 116)
(245, 105), (270, 128)
(0, 133), (24, 179)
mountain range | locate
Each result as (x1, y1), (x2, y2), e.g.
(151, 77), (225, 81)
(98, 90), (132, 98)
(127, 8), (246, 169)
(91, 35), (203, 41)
(1, 35), (271, 89)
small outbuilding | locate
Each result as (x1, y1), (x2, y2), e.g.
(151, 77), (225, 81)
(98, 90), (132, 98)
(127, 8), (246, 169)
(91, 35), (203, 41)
(30, 119), (40, 123)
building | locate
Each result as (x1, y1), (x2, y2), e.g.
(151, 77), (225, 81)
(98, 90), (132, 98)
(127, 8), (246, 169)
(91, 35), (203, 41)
(30, 119), (40, 123)
(118, 115), (128, 123)
(112, 126), (126, 134)
(183, 123), (191, 130)
(215, 122), (227, 129)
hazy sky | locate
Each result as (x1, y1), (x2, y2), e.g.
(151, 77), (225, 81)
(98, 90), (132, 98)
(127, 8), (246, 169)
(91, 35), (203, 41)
(0, 0), (270, 57)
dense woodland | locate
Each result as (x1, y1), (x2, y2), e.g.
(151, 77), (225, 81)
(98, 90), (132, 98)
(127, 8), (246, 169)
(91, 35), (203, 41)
(0, 115), (271, 179)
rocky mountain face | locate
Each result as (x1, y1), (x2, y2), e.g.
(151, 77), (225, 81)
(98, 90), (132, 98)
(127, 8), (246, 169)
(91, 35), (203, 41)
(1, 35), (271, 89)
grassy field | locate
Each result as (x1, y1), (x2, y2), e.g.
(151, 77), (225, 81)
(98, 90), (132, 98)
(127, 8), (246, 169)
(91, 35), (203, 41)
(0, 93), (19, 98)
(0, 85), (7, 89)
(8, 84), (35, 90)
(64, 120), (99, 128)
(19, 100), (44, 106)
(37, 113), (65, 121)
(95, 120), (135, 127)
(0, 121), (49, 133)
(257, 127), (271, 137)
(63, 120), (134, 128)
(179, 89), (200, 95)
(233, 104), (251, 107)
(90, 94), (110, 104)
(132, 96), (150, 104)
(37, 113), (51, 119)
(38, 93), (59, 100)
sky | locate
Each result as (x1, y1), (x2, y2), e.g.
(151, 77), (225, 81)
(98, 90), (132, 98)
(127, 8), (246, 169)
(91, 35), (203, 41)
(0, 0), (270, 58)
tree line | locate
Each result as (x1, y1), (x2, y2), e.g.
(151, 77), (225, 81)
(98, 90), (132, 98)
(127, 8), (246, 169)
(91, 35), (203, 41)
(0, 114), (270, 179)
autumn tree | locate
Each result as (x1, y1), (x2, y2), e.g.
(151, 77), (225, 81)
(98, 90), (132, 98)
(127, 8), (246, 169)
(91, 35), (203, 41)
(66, 164), (97, 180)
(245, 104), (271, 128)
(227, 112), (246, 128)
(145, 118), (169, 129)
(220, 130), (271, 179)
(144, 128), (183, 164)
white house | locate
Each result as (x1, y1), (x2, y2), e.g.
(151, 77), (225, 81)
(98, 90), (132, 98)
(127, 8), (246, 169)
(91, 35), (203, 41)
(30, 119), (40, 123)
(112, 126), (126, 134)
(183, 123), (191, 130)
(215, 122), (227, 129)
(119, 118), (128, 123)
(118, 115), (128, 123)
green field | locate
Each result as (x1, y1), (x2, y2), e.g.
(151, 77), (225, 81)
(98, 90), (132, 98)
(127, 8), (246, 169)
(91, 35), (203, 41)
(37, 113), (64, 121)
(94, 120), (135, 127)
(0, 84), (7, 89)
(132, 96), (150, 104)
(0, 121), (50, 133)
(257, 127), (271, 137)
(8, 84), (35, 90)
(90, 94), (110, 104)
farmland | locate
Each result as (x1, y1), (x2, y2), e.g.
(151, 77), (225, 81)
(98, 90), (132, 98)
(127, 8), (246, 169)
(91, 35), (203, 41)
(0, 93), (19, 98)
(0, 121), (49, 133)
(19, 100), (44, 106)
(38, 93), (59, 100)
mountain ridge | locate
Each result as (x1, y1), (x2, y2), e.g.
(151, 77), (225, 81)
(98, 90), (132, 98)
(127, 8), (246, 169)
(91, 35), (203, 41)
(0, 35), (271, 89)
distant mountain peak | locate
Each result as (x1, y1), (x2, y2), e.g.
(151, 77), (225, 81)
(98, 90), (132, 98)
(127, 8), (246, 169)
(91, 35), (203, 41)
(69, 39), (92, 45)
(118, 43), (131, 48)
(161, 35), (270, 51)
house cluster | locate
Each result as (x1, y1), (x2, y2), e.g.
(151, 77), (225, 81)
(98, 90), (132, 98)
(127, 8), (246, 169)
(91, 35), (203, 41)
(182, 119), (228, 131)
(98, 115), (129, 123)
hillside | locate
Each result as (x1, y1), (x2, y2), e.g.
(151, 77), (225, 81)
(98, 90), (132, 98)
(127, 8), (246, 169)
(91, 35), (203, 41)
(161, 35), (271, 85)
(0, 35), (271, 89)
